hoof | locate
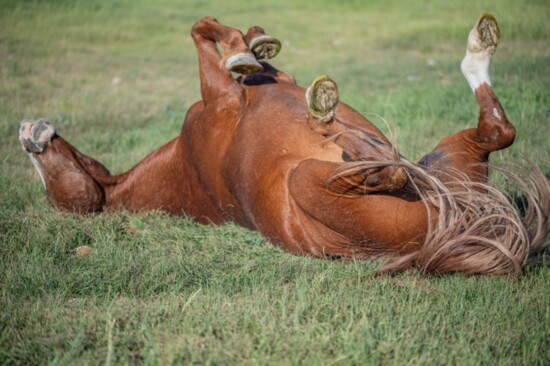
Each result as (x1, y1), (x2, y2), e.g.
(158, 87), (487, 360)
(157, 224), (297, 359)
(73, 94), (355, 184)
(468, 13), (500, 53)
(306, 75), (339, 123)
(19, 118), (56, 153)
(249, 35), (281, 60)
(225, 53), (264, 74)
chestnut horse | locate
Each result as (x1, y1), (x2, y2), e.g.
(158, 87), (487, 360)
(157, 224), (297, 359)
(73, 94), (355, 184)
(19, 15), (549, 274)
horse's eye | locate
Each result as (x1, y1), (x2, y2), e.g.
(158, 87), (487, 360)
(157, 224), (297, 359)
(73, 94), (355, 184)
(341, 151), (353, 162)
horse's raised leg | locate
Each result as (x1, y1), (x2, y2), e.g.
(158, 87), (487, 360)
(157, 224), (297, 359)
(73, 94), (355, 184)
(242, 25), (296, 85)
(419, 14), (515, 183)
(19, 119), (110, 213)
(191, 16), (263, 107)
(244, 25), (281, 61)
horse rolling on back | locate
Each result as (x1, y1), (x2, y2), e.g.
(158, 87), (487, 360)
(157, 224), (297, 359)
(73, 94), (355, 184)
(19, 15), (550, 275)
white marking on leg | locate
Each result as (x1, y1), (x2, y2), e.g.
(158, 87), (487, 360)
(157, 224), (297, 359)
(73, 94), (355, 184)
(492, 107), (501, 120)
(460, 29), (493, 93)
(29, 154), (46, 189)
(461, 52), (491, 92)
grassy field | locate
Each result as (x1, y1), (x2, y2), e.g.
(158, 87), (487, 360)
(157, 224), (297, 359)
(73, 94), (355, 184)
(1, 0), (549, 364)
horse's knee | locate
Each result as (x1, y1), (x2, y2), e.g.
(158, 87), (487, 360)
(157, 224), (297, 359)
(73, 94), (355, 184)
(50, 170), (105, 213)
(497, 122), (516, 149)
(474, 84), (516, 151)
(191, 16), (218, 38)
(191, 16), (243, 47)
(477, 112), (516, 151)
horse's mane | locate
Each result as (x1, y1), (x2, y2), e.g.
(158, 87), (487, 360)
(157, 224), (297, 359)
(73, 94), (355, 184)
(330, 157), (550, 275)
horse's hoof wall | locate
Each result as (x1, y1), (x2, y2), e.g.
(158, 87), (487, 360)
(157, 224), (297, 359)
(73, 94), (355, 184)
(19, 118), (56, 153)
(306, 75), (339, 123)
(225, 53), (264, 74)
(249, 35), (281, 60)
(468, 13), (500, 53)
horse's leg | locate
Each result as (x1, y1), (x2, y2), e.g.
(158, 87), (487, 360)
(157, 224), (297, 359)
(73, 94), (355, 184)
(244, 25), (281, 60)
(242, 26), (296, 84)
(419, 14), (515, 183)
(20, 108), (225, 220)
(191, 16), (263, 107)
(19, 119), (111, 213)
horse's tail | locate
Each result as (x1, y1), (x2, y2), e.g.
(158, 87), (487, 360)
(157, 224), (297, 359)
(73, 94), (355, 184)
(376, 159), (550, 275)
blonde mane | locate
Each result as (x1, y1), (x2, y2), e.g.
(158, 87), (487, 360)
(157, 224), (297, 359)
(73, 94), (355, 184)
(330, 158), (550, 275)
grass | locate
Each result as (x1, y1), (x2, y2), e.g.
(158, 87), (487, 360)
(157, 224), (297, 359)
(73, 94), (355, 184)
(1, 0), (549, 364)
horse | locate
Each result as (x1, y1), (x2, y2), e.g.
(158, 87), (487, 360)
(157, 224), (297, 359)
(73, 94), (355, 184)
(19, 15), (550, 275)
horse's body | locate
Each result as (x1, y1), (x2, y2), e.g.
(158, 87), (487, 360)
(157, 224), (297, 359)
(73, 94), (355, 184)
(19, 15), (549, 274)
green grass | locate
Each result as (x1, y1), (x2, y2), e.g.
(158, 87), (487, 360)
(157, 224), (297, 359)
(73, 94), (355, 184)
(1, 0), (549, 364)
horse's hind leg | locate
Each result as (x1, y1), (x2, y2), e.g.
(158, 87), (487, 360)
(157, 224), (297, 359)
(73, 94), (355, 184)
(419, 14), (515, 183)
(19, 119), (110, 213)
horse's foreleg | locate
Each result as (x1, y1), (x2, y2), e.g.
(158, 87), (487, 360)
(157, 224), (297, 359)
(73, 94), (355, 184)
(419, 14), (515, 183)
(19, 119), (109, 213)
(243, 26), (296, 84)
(191, 17), (261, 107)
